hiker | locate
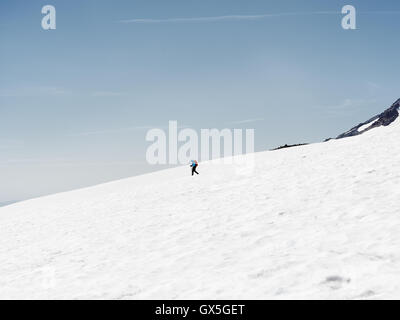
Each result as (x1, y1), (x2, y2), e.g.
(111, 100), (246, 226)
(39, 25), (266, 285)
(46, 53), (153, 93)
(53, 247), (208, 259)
(190, 160), (199, 176)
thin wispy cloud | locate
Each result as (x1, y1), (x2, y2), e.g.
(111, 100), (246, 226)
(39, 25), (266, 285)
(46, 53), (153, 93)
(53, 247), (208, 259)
(67, 127), (143, 137)
(67, 124), (191, 137)
(366, 81), (380, 89)
(327, 99), (374, 110)
(366, 81), (381, 94)
(119, 9), (400, 24)
(118, 11), (340, 24)
(362, 10), (400, 15)
(0, 86), (67, 98)
(228, 118), (264, 125)
(314, 98), (377, 117)
(91, 91), (126, 97)
(0, 88), (129, 99)
(0, 158), (145, 167)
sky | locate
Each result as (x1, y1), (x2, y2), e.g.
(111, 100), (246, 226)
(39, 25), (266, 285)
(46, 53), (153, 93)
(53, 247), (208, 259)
(1, 0), (400, 202)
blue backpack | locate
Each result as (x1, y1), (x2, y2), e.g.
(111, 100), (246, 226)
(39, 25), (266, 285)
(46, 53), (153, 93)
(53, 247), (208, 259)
(190, 160), (198, 167)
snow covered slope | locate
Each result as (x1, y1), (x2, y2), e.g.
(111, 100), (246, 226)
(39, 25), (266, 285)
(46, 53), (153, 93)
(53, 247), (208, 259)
(2, 118), (400, 300)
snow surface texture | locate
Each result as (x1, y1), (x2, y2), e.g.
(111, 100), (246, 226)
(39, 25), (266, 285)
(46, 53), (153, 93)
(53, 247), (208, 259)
(2, 119), (400, 300)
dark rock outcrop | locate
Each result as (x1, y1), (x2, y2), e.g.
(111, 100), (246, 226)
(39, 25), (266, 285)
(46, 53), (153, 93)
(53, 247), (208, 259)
(335, 98), (400, 140)
(272, 143), (308, 151)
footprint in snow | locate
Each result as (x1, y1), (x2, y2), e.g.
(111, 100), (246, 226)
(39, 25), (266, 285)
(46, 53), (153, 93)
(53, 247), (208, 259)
(323, 275), (351, 290)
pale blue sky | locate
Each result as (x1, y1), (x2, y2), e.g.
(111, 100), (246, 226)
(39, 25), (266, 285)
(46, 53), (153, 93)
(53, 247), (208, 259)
(1, 0), (400, 202)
